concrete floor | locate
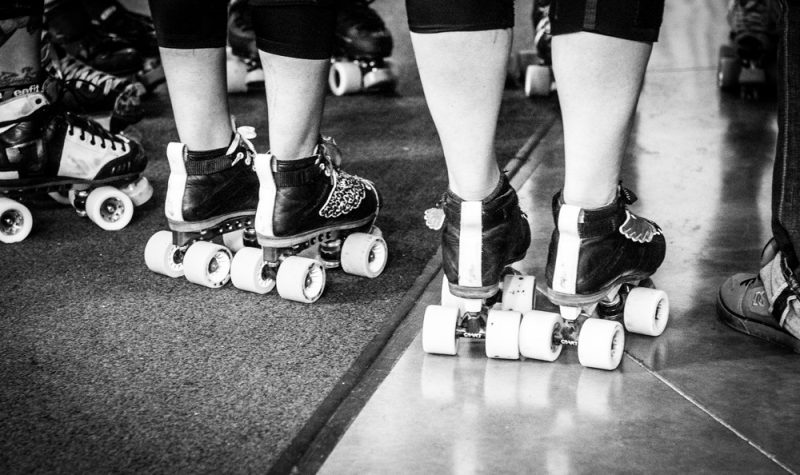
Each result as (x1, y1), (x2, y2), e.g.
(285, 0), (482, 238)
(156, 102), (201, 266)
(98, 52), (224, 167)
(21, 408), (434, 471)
(318, 2), (800, 474)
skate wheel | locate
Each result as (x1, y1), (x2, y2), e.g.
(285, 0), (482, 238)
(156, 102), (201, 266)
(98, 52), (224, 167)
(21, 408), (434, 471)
(623, 287), (669, 336)
(276, 255), (326, 303)
(144, 230), (184, 278)
(48, 191), (72, 205)
(0, 197), (33, 243)
(519, 310), (563, 362)
(183, 241), (232, 288)
(718, 45), (740, 91)
(119, 176), (154, 206)
(340, 232), (388, 278)
(329, 61), (362, 96)
(501, 274), (536, 312)
(231, 247), (275, 294)
(577, 319), (625, 371)
(363, 67), (396, 91)
(524, 64), (552, 97)
(85, 186), (134, 231)
(223, 229), (246, 253)
(422, 304), (459, 355)
(485, 309), (521, 360)
(440, 275), (471, 315)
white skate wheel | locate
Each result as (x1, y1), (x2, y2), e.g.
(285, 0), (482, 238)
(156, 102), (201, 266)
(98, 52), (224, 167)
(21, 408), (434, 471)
(485, 309), (521, 360)
(183, 241), (232, 288)
(519, 310), (563, 362)
(223, 229), (246, 253)
(363, 67), (395, 91)
(717, 45), (740, 90)
(422, 304), (459, 355)
(340, 232), (388, 278)
(439, 274), (477, 316)
(231, 247), (275, 294)
(501, 274), (536, 312)
(0, 197), (33, 243)
(524, 64), (552, 97)
(577, 319), (625, 371)
(48, 190), (71, 205)
(623, 287), (669, 336)
(85, 186), (134, 231)
(144, 230), (184, 278)
(120, 176), (154, 206)
(329, 61), (362, 96)
(276, 255), (325, 303)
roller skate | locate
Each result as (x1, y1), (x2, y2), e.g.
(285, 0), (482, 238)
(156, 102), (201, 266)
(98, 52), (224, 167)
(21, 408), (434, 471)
(421, 175), (538, 360)
(81, 0), (165, 91)
(43, 41), (146, 132)
(519, 188), (669, 370)
(516, 0), (555, 97)
(328, 0), (397, 96)
(44, 0), (143, 77)
(226, 0), (264, 94)
(0, 78), (152, 243)
(144, 126), (260, 289)
(718, 0), (779, 99)
(228, 137), (388, 302)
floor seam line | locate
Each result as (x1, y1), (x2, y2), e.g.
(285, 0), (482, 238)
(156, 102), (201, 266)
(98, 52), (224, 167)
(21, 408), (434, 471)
(627, 354), (796, 474)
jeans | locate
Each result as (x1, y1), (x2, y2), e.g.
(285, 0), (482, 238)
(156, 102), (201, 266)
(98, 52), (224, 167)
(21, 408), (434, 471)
(772, 0), (800, 275)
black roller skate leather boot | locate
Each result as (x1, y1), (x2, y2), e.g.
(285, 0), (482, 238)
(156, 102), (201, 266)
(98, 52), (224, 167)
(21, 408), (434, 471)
(439, 175), (531, 300)
(241, 137), (387, 302)
(545, 187), (666, 318)
(145, 127), (260, 289)
(0, 78), (151, 243)
(328, 1), (397, 96)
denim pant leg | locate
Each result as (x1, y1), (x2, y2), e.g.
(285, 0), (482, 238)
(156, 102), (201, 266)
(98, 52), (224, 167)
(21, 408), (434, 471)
(772, 0), (800, 274)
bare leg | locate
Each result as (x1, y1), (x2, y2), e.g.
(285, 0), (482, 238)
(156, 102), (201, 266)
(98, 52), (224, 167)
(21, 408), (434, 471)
(410, 29), (510, 200)
(158, 47), (232, 150)
(552, 32), (652, 208)
(259, 51), (328, 161)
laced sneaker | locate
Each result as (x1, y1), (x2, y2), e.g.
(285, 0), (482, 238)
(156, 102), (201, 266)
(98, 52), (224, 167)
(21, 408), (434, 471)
(717, 240), (800, 352)
(427, 175), (531, 299)
(545, 186), (666, 305)
(253, 137), (381, 248)
(44, 42), (145, 132)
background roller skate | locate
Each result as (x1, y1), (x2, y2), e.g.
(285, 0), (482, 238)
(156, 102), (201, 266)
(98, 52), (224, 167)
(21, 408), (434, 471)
(43, 40), (146, 133)
(0, 78), (152, 243)
(81, 0), (165, 92)
(229, 137), (388, 303)
(226, 0), (264, 94)
(524, 189), (670, 371)
(328, 0), (398, 96)
(718, 0), (779, 99)
(513, 0), (555, 97)
(144, 126), (260, 289)
(421, 177), (538, 360)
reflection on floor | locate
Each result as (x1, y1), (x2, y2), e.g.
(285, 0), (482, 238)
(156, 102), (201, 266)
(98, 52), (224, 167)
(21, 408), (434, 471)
(320, 1), (800, 473)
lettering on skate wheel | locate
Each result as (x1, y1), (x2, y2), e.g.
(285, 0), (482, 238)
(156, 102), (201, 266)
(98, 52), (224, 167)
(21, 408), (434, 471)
(340, 232), (388, 278)
(577, 319), (625, 371)
(119, 176), (154, 207)
(422, 305), (459, 355)
(183, 241), (232, 288)
(524, 64), (552, 97)
(329, 61), (362, 96)
(500, 274), (536, 312)
(0, 197), (33, 243)
(623, 287), (669, 336)
(276, 256), (325, 303)
(231, 247), (275, 295)
(144, 230), (185, 278)
(85, 186), (134, 231)
(519, 310), (563, 362)
(485, 309), (522, 360)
